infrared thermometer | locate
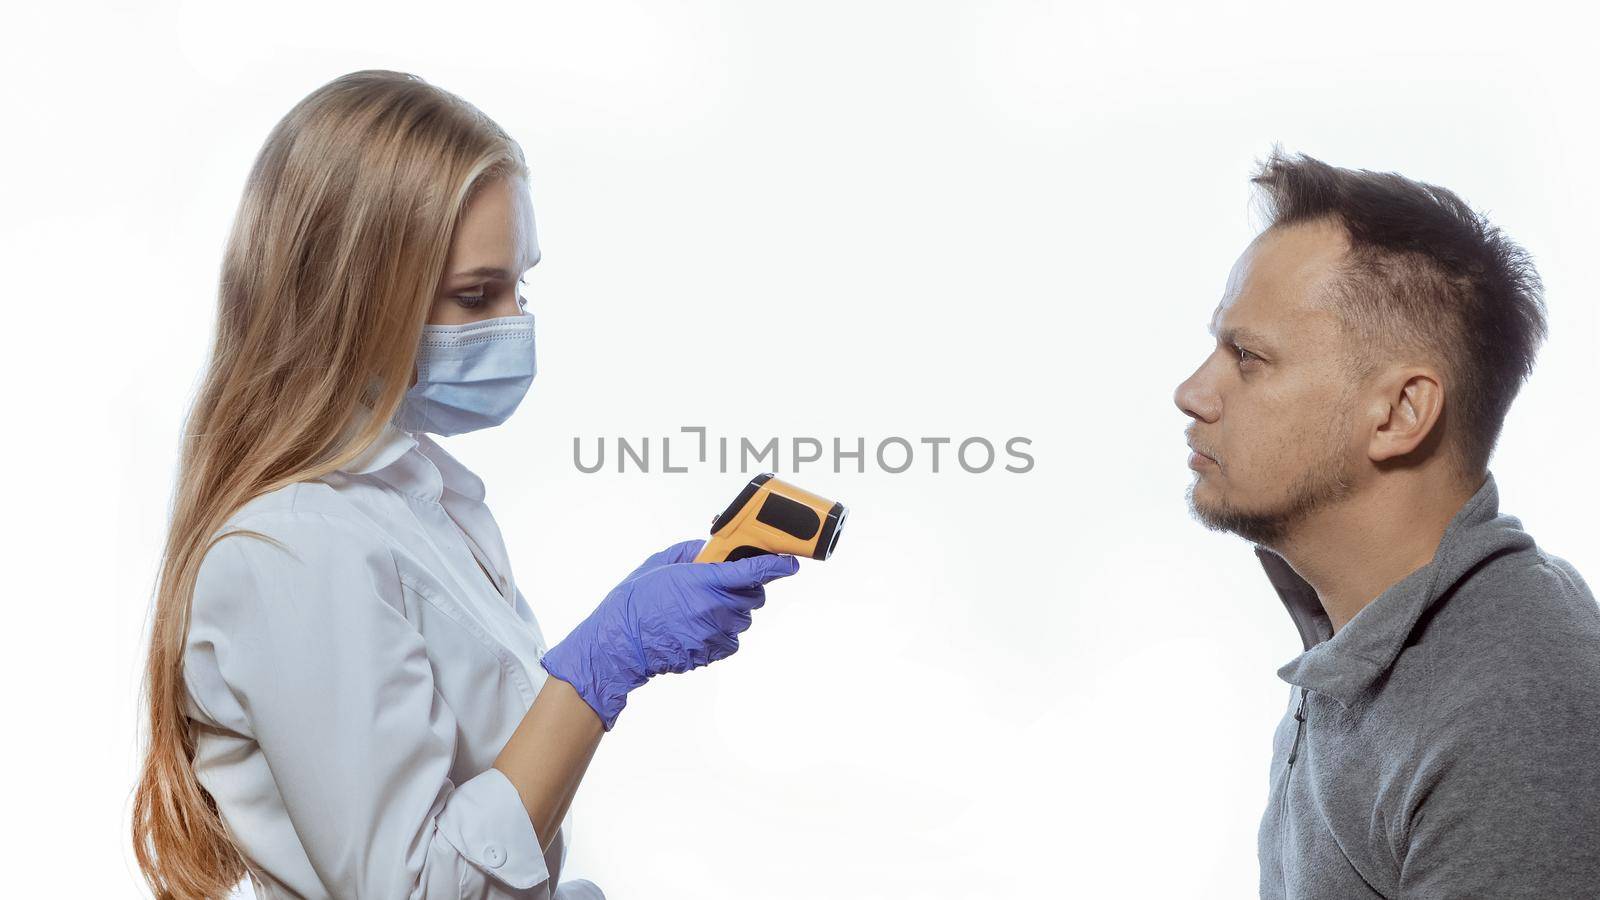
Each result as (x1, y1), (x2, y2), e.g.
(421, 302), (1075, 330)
(693, 473), (848, 563)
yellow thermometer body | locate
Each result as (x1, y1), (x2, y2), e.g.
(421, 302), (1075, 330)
(693, 473), (847, 563)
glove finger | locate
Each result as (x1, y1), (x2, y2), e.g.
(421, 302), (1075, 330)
(665, 538), (707, 564)
(643, 629), (692, 674)
(686, 623), (740, 669)
(622, 550), (674, 583)
(623, 539), (707, 583)
(706, 553), (799, 591)
(705, 630), (741, 664)
(722, 584), (767, 613)
(707, 601), (754, 637)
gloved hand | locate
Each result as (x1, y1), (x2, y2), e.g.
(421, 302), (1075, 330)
(540, 539), (800, 730)
(616, 538), (706, 586)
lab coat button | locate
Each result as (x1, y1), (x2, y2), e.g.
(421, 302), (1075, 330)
(483, 843), (505, 867)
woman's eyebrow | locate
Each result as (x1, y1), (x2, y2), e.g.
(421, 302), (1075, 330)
(451, 265), (517, 280)
(452, 250), (541, 279)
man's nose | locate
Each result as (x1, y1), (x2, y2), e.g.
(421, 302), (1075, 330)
(1173, 366), (1219, 423)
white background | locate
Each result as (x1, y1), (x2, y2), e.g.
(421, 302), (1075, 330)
(4, 2), (1597, 897)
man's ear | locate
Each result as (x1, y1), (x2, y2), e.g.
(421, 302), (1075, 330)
(1366, 367), (1446, 463)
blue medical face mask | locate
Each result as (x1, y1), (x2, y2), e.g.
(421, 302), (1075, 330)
(392, 313), (537, 436)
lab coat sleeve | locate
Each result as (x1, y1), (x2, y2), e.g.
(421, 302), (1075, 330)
(185, 509), (551, 898)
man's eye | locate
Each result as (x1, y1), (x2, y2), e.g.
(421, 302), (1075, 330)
(1234, 344), (1260, 364)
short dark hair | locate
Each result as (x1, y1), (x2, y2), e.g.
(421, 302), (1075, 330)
(1250, 147), (1547, 478)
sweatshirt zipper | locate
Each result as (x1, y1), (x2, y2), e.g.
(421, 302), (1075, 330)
(1288, 688), (1309, 764)
(1282, 687), (1309, 801)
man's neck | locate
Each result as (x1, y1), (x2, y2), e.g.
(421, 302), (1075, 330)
(1268, 470), (1480, 633)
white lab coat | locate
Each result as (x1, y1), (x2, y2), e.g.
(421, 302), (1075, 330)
(183, 400), (603, 899)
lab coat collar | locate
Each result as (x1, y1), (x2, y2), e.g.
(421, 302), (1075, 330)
(334, 399), (487, 504)
(338, 399), (417, 476)
(1256, 470), (1533, 708)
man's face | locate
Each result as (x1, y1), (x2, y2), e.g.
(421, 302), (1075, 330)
(1173, 219), (1365, 547)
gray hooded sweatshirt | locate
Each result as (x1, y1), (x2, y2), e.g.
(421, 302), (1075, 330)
(1254, 470), (1600, 899)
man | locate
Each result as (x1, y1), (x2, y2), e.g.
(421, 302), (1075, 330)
(1173, 150), (1600, 898)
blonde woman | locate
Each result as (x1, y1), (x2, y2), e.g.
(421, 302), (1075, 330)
(131, 70), (799, 900)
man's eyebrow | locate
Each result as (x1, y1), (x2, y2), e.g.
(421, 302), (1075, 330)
(1208, 322), (1277, 350)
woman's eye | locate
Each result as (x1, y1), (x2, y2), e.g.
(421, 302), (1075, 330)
(455, 292), (488, 310)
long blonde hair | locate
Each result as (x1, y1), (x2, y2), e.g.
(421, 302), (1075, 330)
(130, 69), (531, 899)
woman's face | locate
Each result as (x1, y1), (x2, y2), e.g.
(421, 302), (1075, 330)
(413, 175), (539, 386)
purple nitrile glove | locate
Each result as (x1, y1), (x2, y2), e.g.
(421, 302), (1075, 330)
(617, 539), (706, 585)
(540, 540), (800, 730)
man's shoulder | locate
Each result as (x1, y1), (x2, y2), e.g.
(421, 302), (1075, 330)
(1530, 546), (1596, 607)
(1443, 542), (1600, 643)
(1408, 544), (1600, 726)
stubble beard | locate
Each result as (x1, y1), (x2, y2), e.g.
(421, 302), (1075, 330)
(1187, 436), (1356, 547)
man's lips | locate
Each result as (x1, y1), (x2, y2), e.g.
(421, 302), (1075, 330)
(1186, 440), (1218, 468)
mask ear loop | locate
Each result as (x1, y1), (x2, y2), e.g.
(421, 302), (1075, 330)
(358, 373), (387, 411)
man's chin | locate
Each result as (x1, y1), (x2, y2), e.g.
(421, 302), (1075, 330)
(1187, 485), (1288, 545)
(1185, 478), (1226, 520)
